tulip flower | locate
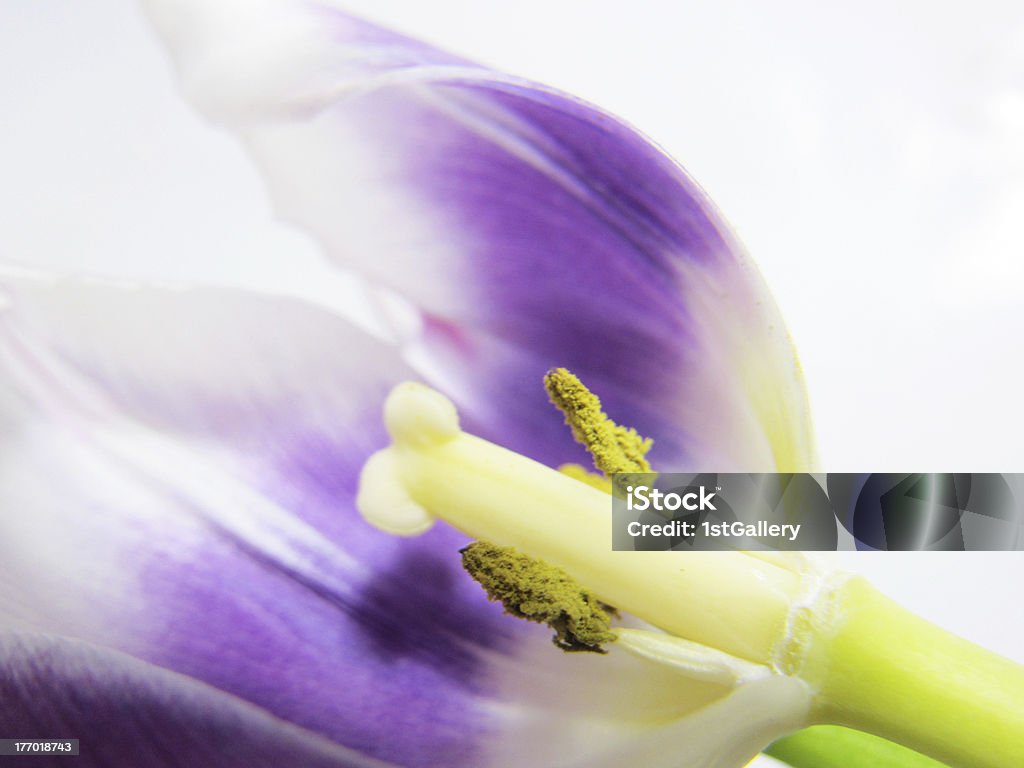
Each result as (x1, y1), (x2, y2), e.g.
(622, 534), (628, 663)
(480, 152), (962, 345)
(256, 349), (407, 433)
(1, 2), (1021, 768)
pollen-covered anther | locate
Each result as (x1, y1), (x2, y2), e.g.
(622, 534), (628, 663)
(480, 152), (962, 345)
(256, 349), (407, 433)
(544, 367), (652, 478)
(461, 541), (617, 653)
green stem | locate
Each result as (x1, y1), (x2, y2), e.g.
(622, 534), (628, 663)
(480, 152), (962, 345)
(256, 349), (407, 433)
(767, 726), (950, 768)
(798, 578), (1024, 768)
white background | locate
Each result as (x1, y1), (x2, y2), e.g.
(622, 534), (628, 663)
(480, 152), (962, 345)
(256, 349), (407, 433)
(1, 2), (1022, 763)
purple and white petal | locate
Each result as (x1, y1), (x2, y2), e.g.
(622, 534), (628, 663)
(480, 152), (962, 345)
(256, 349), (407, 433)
(0, 272), (766, 767)
(0, 272), (510, 766)
(0, 631), (393, 768)
(141, 0), (816, 472)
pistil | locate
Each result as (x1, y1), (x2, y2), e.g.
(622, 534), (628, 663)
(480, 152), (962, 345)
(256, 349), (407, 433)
(357, 382), (806, 664)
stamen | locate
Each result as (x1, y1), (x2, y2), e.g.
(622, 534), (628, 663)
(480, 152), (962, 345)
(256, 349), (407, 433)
(544, 367), (652, 477)
(356, 382), (805, 664)
(461, 541), (616, 653)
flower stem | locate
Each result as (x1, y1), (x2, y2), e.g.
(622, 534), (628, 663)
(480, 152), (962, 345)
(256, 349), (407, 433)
(767, 726), (950, 768)
(798, 577), (1024, 768)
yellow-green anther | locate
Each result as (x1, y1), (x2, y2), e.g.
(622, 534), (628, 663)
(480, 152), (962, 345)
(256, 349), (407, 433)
(544, 368), (652, 476)
(459, 371), (621, 653)
(461, 541), (617, 653)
